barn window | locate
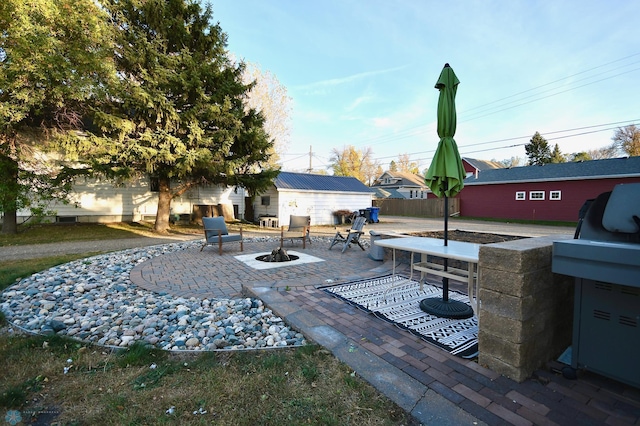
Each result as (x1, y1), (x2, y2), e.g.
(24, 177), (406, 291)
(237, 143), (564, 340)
(515, 191), (525, 200)
(261, 196), (270, 206)
(529, 191), (545, 200)
(550, 190), (561, 200)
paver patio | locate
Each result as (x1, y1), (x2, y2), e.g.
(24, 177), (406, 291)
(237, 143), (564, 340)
(130, 235), (640, 425)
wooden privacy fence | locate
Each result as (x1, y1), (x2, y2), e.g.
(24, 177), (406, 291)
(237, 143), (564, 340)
(372, 198), (460, 218)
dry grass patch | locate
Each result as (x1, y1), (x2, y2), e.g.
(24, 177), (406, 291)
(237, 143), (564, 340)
(0, 336), (416, 425)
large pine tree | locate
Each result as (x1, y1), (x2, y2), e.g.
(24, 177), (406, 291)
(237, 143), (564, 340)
(0, 0), (114, 234)
(524, 132), (552, 166)
(87, 0), (278, 233)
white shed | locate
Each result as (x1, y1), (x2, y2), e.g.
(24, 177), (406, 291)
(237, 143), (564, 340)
(253, 172), (374, 226)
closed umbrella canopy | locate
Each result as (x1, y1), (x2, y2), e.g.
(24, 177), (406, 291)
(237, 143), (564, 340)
(425, 63), (466, 198)
(420, 63), (473, 320)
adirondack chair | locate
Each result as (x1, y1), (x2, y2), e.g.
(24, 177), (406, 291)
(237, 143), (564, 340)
(329, 216), (367, 253)
(200, 217), (243, 255)
(280, 215), (311, 249)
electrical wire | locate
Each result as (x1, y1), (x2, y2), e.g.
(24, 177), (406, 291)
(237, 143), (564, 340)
(339, 53), (640, 150)
(281, 53), (640, 170)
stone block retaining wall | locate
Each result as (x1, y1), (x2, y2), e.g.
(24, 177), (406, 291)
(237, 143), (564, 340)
(478, 235), (574, 382)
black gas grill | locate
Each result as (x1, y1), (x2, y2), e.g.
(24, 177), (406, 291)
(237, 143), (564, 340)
(552, 183), (640, 388)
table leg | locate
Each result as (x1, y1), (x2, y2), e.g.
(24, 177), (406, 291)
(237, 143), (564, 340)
(409, 251), (414, 281)
(391, 248), (396, 276)
(468, 262), (476, 314)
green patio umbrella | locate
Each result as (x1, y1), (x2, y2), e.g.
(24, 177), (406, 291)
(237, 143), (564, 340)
(421, 63), (473, 319)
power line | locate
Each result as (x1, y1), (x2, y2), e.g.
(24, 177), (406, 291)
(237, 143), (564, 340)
(280, 153), (308, 164)
(460, 66), (640, 124)
(339, 53), (640, 149)
(461, 52), (640, 115)
(375, 119), (640, 164)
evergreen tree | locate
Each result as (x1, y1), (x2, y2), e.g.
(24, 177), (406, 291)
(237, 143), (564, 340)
(0, 0), (114, 234)
(570, 152), (592, 162)
(524, 132), (552, 165)
(550, 144), (566, 163)
(84, 0), (277, 233)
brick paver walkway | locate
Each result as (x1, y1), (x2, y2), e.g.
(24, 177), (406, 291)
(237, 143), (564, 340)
(130, 236), (640, 426)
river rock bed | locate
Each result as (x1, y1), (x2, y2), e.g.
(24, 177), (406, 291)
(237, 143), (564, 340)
(0, 239), (307, 351)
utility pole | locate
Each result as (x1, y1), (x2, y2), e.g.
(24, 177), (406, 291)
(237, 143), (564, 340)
(307, 145), (313, 173)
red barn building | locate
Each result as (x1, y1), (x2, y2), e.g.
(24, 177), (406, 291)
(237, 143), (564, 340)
(457, 156), (640, 222)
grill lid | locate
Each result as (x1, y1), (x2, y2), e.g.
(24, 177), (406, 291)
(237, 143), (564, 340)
(577, 183), (640, 244)
(602, 183), (640, 234)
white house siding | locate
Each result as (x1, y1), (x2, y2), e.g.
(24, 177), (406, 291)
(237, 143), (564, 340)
(253, 187), (279, 219)
(277, 189), (372, 226)
(19, 176), (246, 223)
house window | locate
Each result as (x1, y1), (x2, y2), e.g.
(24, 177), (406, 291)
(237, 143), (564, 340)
(150, 178), (159, 192)
(409, 190), (413, 199)
(421, 191), (424, 198)
(550, 190), (561, 200)
(529, 191), (545, 200)
(261, 196), (270, 206)
(515, 191), (525, 200)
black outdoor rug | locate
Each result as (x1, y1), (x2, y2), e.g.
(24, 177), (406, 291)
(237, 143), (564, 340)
(321, 274), (478, 358)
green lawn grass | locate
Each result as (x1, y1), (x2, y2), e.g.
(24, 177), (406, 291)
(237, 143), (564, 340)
(0, 222), (158, 247)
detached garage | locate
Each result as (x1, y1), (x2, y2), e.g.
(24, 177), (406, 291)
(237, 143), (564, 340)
(254, 172), (374, 226)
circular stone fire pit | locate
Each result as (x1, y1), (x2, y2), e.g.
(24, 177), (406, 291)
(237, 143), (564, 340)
(256, 247), (300, 263)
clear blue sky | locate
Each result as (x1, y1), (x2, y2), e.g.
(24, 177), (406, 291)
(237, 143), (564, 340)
(212, 0), (640, 173)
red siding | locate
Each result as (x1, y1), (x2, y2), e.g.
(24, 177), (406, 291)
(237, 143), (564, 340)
(460, 178), (640, 222)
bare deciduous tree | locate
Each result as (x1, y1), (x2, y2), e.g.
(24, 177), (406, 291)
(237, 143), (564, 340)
(329, 145), (380, 185)
(242, 62), (292, 167)
(611, 125), (640, 156)
(397, 153), (420, 174)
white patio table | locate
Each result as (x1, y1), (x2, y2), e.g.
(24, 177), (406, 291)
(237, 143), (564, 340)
(374, 237), (480, 313)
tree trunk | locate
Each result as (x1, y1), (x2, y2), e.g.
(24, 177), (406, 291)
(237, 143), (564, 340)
(0, 154), (19, 234)
(1, 208), (18, 234)
(154, 177), (172, 234)
(244, 196), (255, 222)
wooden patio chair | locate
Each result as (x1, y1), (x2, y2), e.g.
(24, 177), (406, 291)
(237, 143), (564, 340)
(280, 215), (311, 249)
(200, 217), (243, 255)
(329, 216), (367, 253)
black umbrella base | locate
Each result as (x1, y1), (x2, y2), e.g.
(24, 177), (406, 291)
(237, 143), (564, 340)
(419, 297), (474, 319)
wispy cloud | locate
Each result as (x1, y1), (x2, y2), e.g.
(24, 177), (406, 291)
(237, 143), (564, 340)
(295, 65), (409, 94)
(345, 93), (375, 112)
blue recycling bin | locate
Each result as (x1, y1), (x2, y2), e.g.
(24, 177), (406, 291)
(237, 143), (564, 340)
(368, 207), (380, 223)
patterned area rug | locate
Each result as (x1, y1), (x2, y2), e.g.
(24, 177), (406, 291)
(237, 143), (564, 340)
(322, 274), (478, 358)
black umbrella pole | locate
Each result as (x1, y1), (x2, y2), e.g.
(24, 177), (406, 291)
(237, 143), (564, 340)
(443, 194), (449, 302)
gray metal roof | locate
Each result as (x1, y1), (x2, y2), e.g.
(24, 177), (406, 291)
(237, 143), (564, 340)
(372, 187), (404, 199)
(373, 171), (427, 188)
(274, 171), (374, 193)
(464, 156), (640, 185)
(463, 158), (505, 171)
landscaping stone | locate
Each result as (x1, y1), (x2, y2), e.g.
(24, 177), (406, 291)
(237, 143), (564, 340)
(0, 240), (307, 352)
